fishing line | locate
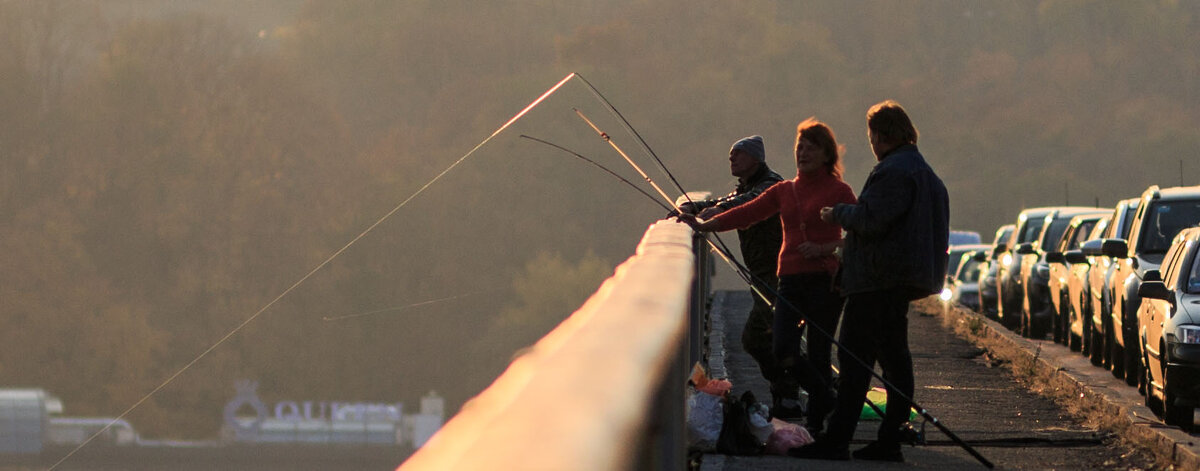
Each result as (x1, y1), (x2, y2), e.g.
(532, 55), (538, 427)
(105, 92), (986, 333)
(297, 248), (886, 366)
(321, 290), (497, 322)
(573, 81), (992, 468)
(573, 73), (695, 207)
(48, 72), (579, 471)
(520, 135), (672, 213)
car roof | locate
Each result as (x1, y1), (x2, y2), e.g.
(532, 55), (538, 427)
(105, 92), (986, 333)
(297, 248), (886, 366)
(1145, 185), (1200, 201)
(1044, 207), (1111, 221)
(1068, 211), (1112, 224)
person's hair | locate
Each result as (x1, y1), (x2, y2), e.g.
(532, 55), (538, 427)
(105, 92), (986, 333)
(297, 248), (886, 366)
(866, 100), (918, 146)
(796, 117), (844, 178)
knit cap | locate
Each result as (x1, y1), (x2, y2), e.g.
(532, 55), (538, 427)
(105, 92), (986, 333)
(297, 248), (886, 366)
(730, 135), (765, 161)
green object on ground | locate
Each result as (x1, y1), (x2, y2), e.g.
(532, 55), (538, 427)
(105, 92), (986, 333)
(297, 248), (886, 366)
(860, 387), (918, 421)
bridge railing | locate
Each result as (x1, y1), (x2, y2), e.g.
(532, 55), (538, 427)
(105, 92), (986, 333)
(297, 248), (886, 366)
(398, 217), (711, 471)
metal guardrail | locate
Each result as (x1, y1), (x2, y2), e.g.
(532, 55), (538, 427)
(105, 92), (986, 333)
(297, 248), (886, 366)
(397, 218), (710, 471)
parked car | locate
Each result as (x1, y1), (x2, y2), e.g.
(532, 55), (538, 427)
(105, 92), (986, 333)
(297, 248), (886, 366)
(1085, 198), (1141, 368)
(996, 209), (1059, 330)
(1138, 226), (1200, 427)
(1106, 186), (1200, 387)
(942, 245), (989, 312)
(950, 230), (983, 246)
(1047, 211), (1111, 347)
(1064, 216), (1111, 354)
(979, 224), (1015, 319)
(1014, 207), (1111, 339)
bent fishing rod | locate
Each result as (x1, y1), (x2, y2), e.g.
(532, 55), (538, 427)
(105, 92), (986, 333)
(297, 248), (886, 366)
(559, 107), (993, 468)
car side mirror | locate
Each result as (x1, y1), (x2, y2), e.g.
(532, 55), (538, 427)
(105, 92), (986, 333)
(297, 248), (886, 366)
(1016, 243), (1036, 255)
(972, 252), (988, 262)
(1101, 239), (1129, 259)
(992, 244), (1007, 258)
(1144, 269), (1162, 283)
(1080, 238), (1104, 256)
(1064, 250), (1088, 265)
(1045, 252), (1065, 264)
(1138, 280), (1172, 302)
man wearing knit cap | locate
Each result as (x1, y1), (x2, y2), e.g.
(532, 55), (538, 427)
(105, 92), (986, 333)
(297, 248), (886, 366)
(679, 135), (794, 416)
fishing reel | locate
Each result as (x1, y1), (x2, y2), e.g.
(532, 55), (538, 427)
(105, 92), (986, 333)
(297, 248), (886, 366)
(900, 420), (927, 446)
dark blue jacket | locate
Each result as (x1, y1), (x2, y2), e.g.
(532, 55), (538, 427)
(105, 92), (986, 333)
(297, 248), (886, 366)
(831, 144), (949, 298)
(692, 164), (783, 279)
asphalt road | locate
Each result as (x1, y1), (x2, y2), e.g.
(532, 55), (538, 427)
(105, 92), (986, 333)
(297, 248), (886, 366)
(701, 290), (1160, 470)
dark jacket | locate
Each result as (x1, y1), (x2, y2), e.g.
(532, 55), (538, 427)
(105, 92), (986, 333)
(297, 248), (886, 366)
(694, 164), (784, 278)
(831, 144), (949, 298)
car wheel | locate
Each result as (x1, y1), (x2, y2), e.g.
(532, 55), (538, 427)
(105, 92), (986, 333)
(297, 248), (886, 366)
(1145, 365), (1164, 416)
(1124, 336), (1142, 388)
(1077, 310), (1090, 354)
(1110, 341), (1125, 379)
(1088, 322), (1104, 366)
(1164, 376), (1195, 428)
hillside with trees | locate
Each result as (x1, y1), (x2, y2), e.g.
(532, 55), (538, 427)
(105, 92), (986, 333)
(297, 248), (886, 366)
(2, 0), (1197, 438)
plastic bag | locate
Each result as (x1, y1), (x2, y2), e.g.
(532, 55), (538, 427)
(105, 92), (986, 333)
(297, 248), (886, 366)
(747, 400), (772, 443)
(764, 418), (814, 455)
(690, 362), (732, 397)
(686, 390), (724, 451)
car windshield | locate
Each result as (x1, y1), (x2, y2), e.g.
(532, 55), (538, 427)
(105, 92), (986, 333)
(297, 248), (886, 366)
(957, 258), (983, 283)
(1189, 247), (1200, 294)
(1040, 217), (1073, 251)
(994, 226), (1013, 246)
(1067, 220), (1097, 250)
(1018, 218), (1046, 244)
(1116, 202), (1138, 238)
(1138, 200), (1200, 255)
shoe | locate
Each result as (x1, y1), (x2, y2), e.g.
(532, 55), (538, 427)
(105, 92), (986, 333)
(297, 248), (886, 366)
(852, 440), (904, 462)
(787, 440), (849, 461)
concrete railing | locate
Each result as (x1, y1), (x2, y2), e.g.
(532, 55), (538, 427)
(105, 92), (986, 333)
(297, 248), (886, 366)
(397, 218), (709, 471)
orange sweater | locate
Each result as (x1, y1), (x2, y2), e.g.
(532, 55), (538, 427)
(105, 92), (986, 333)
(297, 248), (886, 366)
(710, 171), (857, 276)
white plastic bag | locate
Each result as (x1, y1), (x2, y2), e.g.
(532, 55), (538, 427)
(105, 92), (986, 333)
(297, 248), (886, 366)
(747, 401), (772, 444)
(686, 390), (724, 451)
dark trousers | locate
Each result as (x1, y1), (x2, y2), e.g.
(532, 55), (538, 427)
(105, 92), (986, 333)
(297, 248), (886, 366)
(825, 288), (914, 445)
(742, 273), (781, 389)
(774, 272), (844, 420)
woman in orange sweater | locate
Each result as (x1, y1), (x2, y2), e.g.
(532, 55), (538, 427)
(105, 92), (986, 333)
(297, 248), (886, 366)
(681, 118), (856, 432)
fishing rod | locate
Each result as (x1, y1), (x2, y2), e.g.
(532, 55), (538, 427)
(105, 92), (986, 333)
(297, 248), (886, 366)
(573, 73), (696, 208)
(696, 229), (991, 468)
(574, 108), (678, 209)
(571, 107), (752, 296)
(571, 89), (992, 468)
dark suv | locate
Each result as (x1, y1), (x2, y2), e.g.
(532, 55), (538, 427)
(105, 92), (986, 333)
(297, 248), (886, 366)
(1046, 212), (1111, 347)
(979, 224), (1015, 319)
(1013, 207), (1111, 338)
(1105, 186), (1200, 387)
(1084, 198), (1141, 367)
(996, 209), (1058, 330)
(1138, 226), (1200, 427)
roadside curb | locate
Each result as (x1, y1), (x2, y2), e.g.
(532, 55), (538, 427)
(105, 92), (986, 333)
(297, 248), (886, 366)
(939, 303), (1200, 470)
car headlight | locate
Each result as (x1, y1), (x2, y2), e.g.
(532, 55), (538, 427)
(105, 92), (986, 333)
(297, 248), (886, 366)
(1001, 253), (1012, 267)
(940, 287), (953, 302)
(1177, 325), (1200, 344)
